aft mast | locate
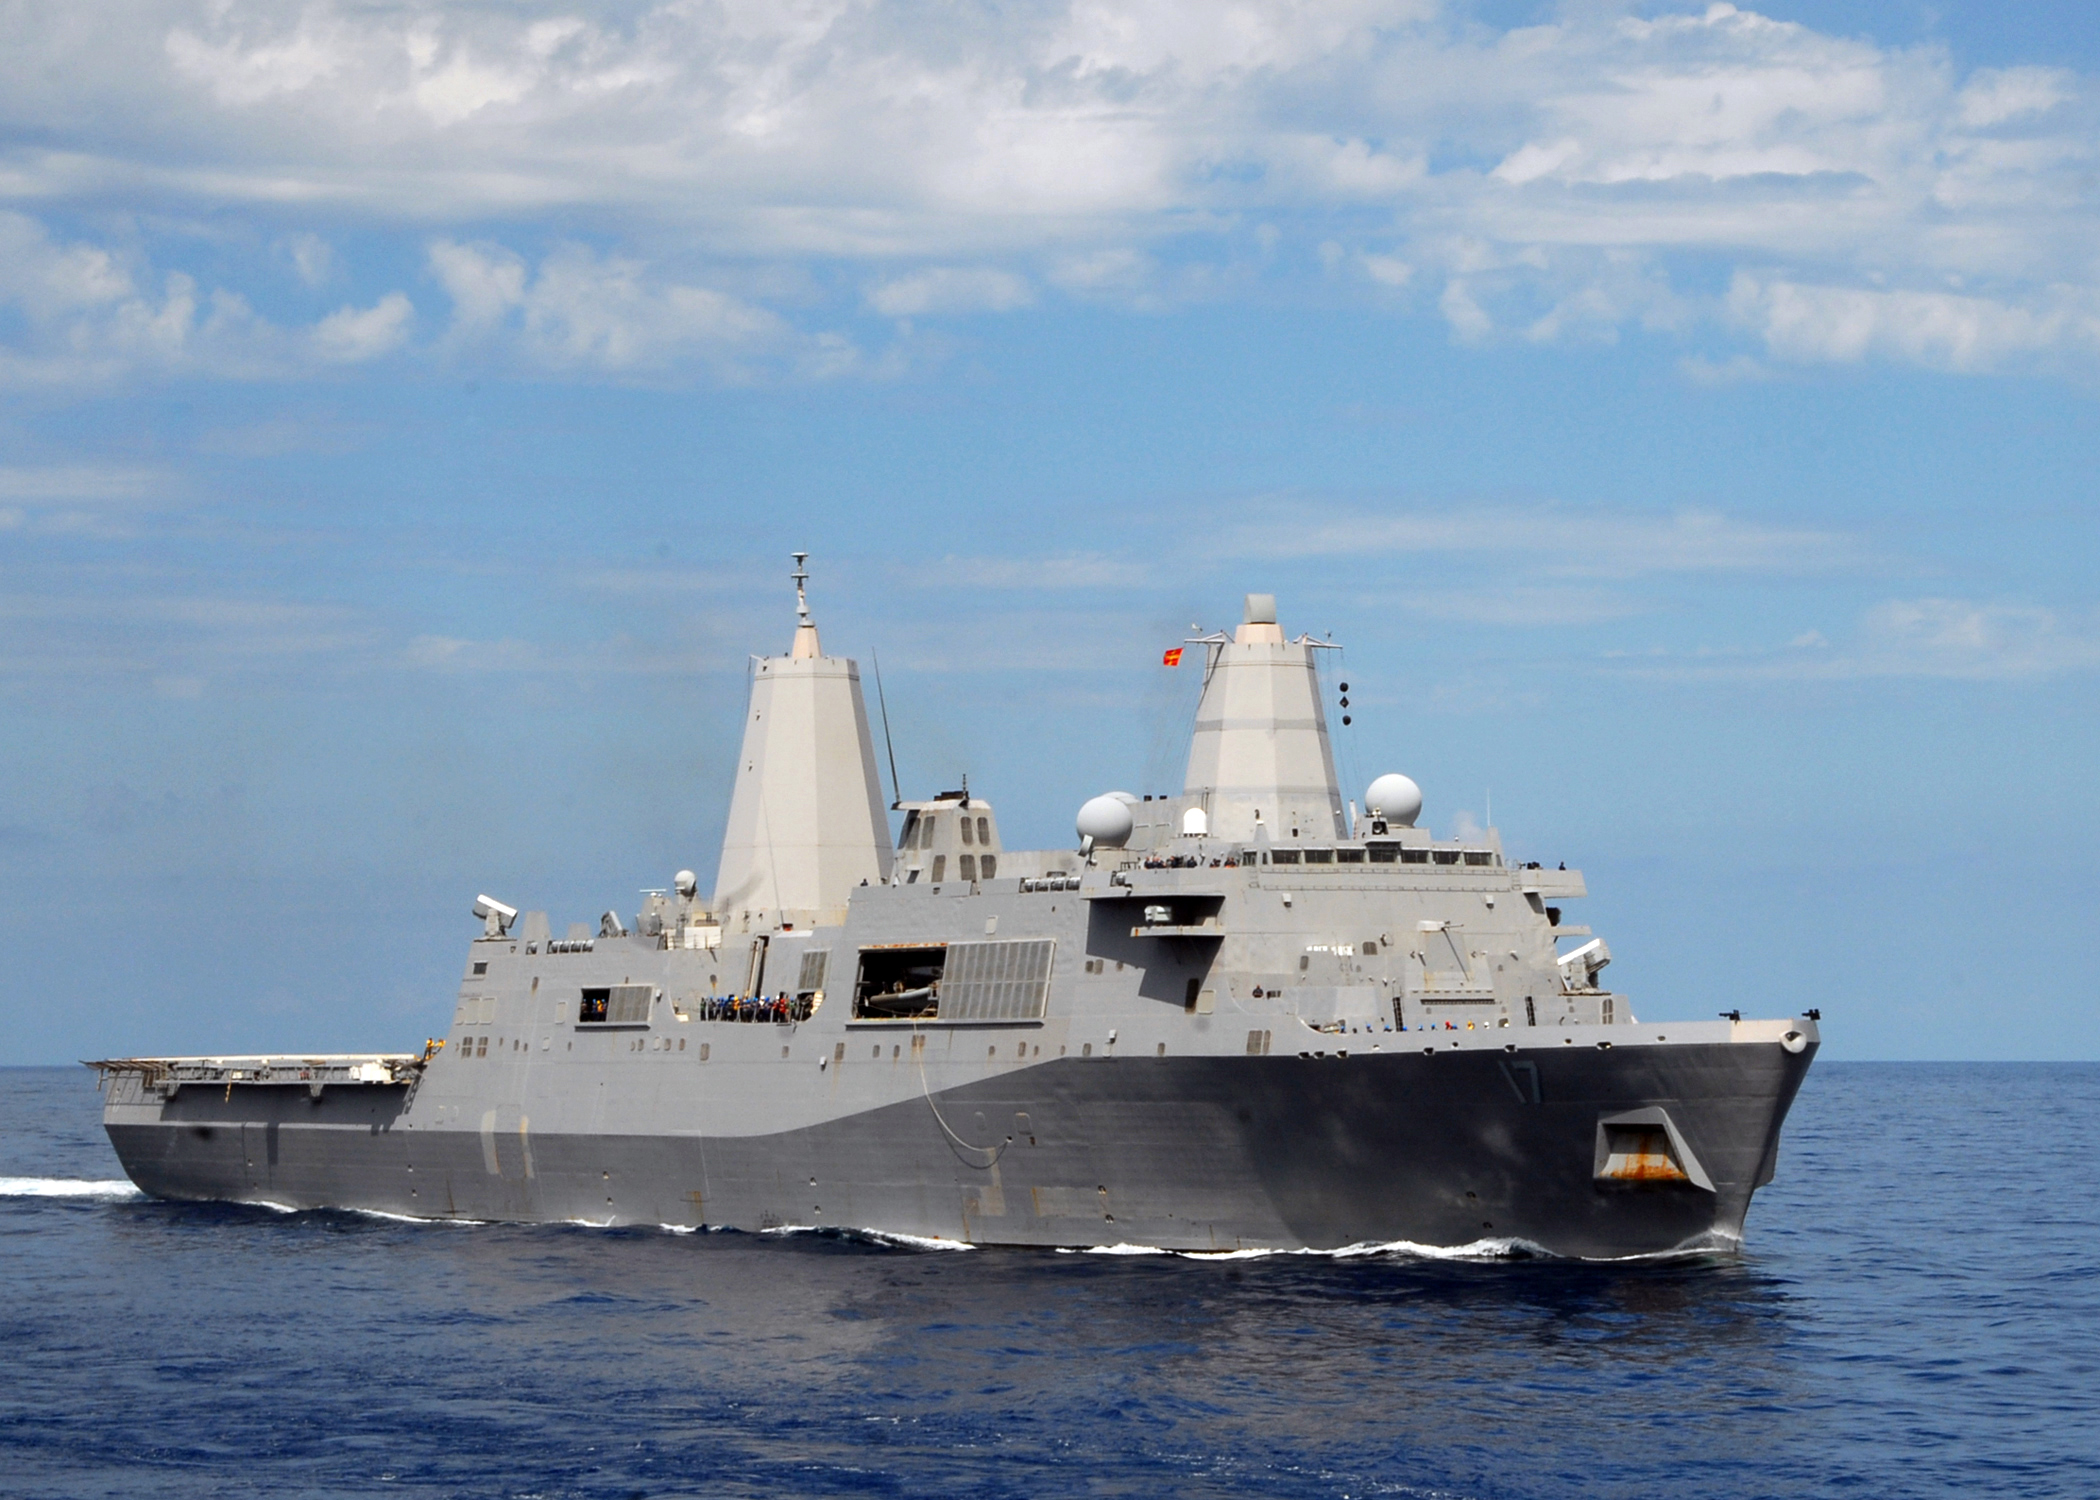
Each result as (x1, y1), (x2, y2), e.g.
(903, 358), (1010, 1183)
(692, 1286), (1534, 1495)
(1179, 592), (1346, 842)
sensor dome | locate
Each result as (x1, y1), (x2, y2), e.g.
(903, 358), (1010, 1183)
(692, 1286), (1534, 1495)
(1365, 773), (1422, 827)
(1076, 794), (1137, 848)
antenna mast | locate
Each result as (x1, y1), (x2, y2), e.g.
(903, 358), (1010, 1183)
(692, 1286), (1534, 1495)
(872, 647), (902, 810)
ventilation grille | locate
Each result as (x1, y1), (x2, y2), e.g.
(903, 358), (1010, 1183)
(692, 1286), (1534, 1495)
(940, 939), (1054, 1021)
(796, 948), (830, 996)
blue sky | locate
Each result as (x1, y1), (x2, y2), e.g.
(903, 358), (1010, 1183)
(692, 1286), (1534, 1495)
(2, 0), (2095, 1063)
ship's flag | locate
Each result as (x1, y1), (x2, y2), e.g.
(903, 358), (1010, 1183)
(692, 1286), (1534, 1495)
(1162, 647), (1184, 667)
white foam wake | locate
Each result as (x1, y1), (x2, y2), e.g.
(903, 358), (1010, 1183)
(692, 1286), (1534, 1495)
(1076, 1241), (1178, 1256)
(1317, 1235), (1554, 1261)
(855, 1228), (975, 1252)
(1067, 1235), (1557, 1262)
(0, 1182), (1715, 1262)
(760, 1223), (975, 1250)
(326, 1204), (488, 1226)
(0, 1176), (141, 1200)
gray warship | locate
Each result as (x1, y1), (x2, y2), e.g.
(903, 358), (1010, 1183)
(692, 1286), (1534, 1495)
(93, 564), (1818, 1257)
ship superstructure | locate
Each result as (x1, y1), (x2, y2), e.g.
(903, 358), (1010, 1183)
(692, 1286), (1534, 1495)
(94, 568), (1817, 1257)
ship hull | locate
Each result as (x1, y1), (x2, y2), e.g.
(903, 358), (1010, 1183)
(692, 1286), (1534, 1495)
(104, 1038), (1813, 1258)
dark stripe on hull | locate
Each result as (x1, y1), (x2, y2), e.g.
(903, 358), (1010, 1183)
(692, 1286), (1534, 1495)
(106, 1042), (1814, 1258)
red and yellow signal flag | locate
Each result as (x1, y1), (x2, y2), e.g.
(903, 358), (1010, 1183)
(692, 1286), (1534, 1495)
(1162, 647), (1184, 667)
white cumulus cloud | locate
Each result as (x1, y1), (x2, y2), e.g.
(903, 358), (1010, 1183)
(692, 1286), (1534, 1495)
(311, 292), (413, 362)
(429, 239), (862, 379)
(0, 1), (2095, 380)
(1729, 274), (2099, 372)
(867, 267), (1035, 318)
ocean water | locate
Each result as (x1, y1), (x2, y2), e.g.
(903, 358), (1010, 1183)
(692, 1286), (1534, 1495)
(2, 1062), (2094, 1499)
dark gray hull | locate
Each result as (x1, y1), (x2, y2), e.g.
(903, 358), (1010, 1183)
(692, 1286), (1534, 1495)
(105, 1037), (1813, 1258)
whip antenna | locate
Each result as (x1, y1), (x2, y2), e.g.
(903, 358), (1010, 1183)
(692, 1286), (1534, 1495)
(872, 647), (902, 809)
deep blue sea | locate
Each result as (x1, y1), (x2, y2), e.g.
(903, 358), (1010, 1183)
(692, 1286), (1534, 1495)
(3, 1062), (2095, 1499)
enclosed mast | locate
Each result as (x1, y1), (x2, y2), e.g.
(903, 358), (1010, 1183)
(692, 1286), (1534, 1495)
(711, 556), (893, 927)
(1180, 593), (1346, 842)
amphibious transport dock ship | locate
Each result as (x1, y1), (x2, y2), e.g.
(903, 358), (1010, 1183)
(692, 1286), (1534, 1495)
(95, 566), (1817, 1257)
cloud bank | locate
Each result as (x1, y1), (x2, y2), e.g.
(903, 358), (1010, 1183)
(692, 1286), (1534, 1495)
(0, 1), (2095, 384)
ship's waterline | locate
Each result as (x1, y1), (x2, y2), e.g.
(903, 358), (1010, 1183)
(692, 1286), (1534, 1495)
(95, 568), (1818, 1257)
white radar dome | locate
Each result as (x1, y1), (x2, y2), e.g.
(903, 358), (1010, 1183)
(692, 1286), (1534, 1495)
(674, 869), (698, 898)
(1075, 794), (1137, 849)
(1365, 774), (1423, 827)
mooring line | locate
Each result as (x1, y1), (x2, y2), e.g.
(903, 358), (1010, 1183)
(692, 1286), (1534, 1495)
(914, 1035), (1005, 1169)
